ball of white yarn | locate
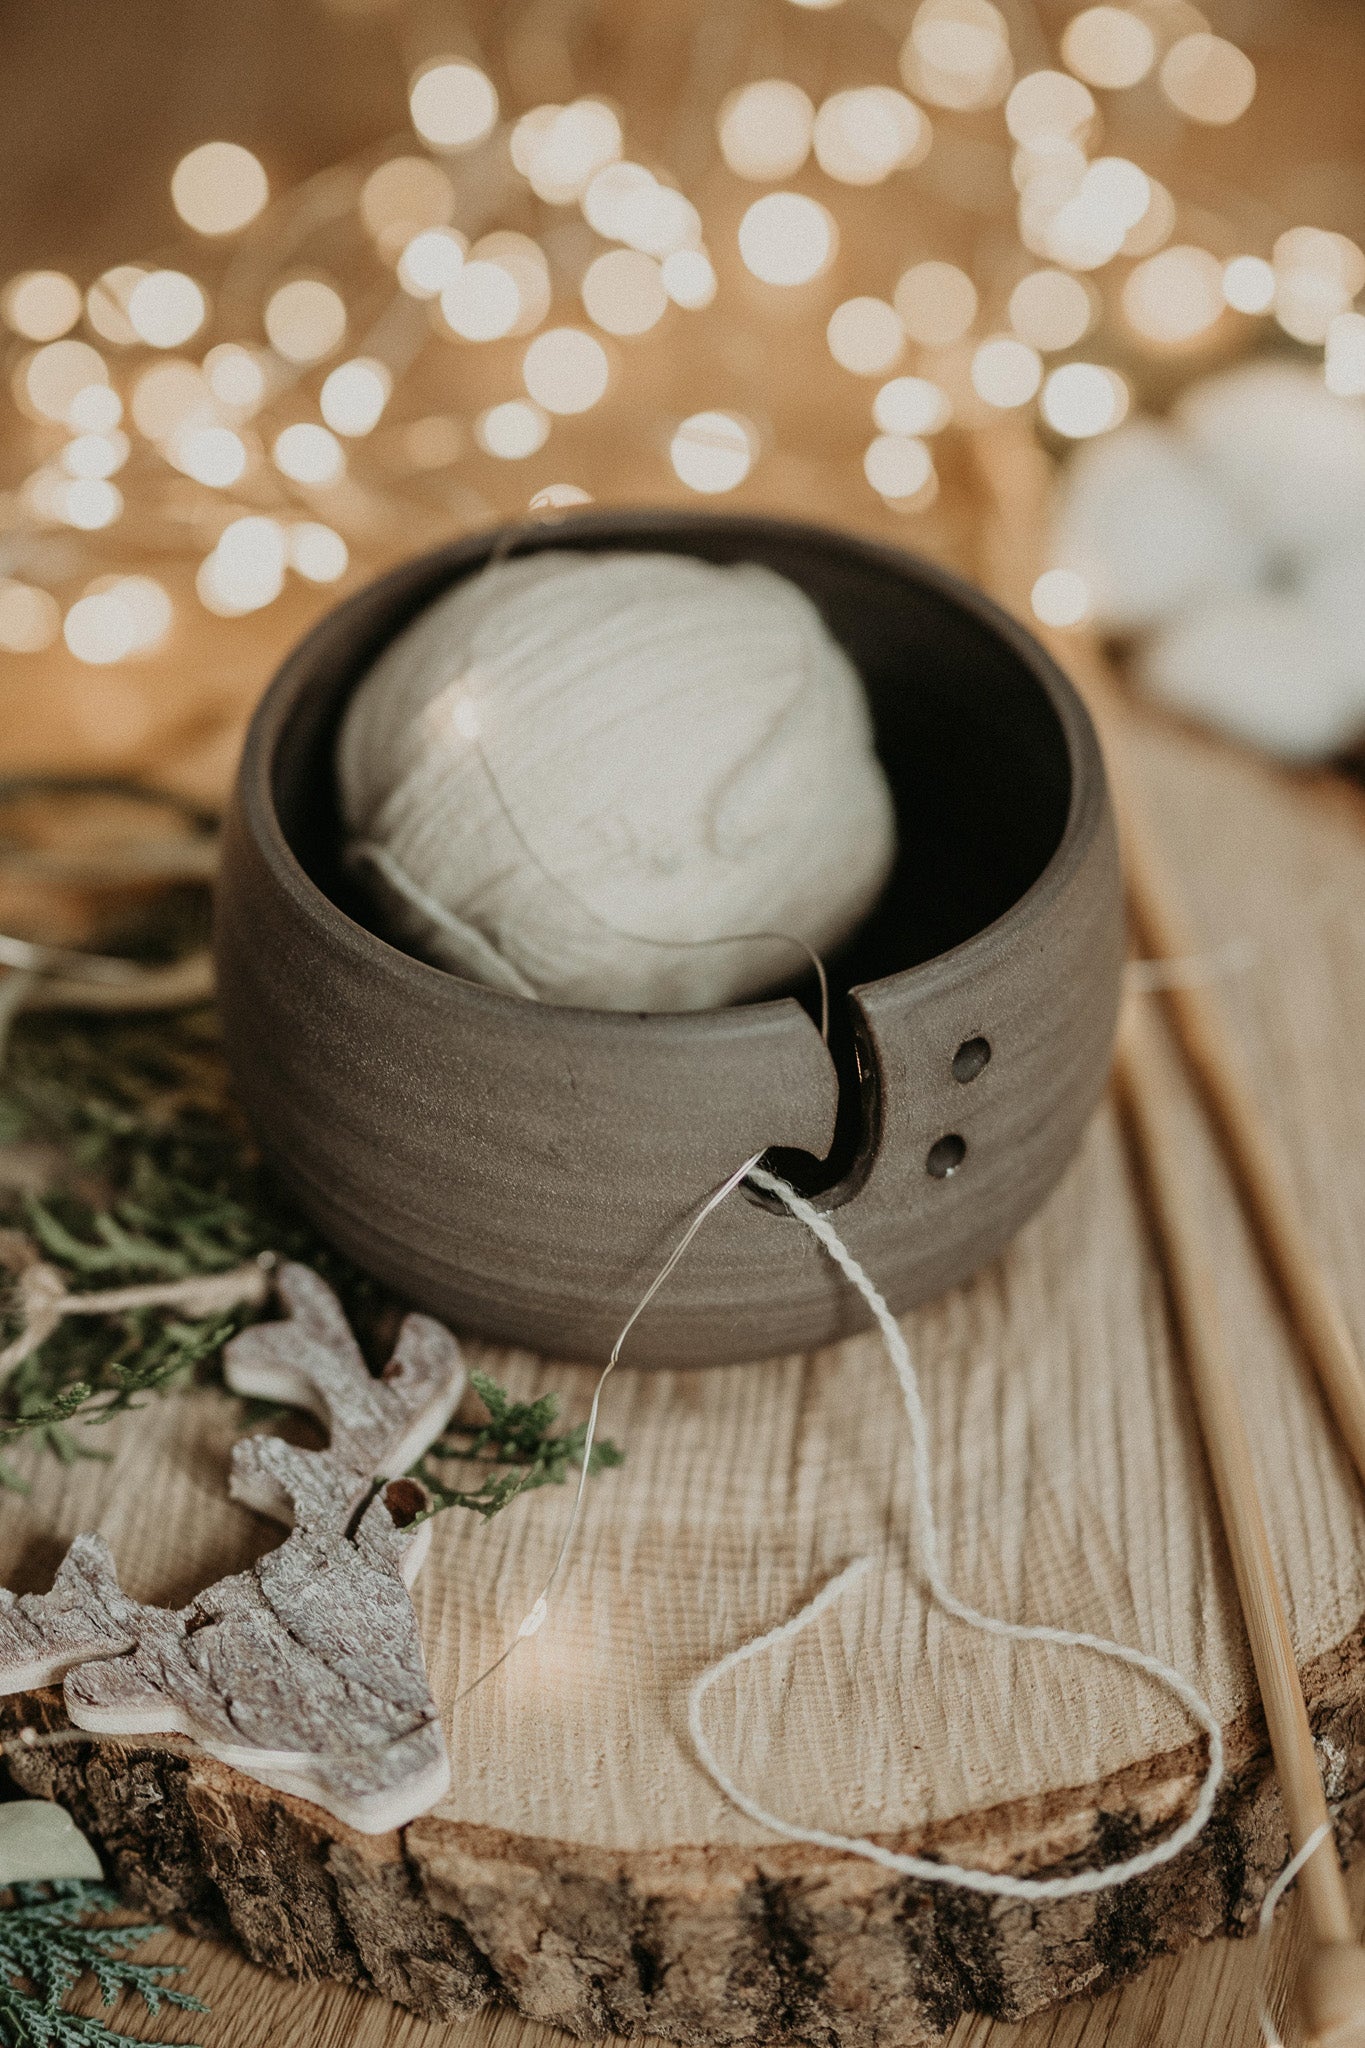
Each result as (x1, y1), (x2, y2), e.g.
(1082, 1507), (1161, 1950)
(336, 549), (897, 1012)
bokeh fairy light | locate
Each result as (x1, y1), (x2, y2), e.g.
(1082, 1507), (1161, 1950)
(0, 580), (60, 652)
(1009, 270), (1093, 352)
(864, 434), (936, 504)
(873, 377), (951, 436)
(477, 399), (551, 458)
(1060, 10), (1155, 91)
(273, 422), (346, 484)
(827, 299), (905, 376)
(971, 335), (1043, 408)
(1123, 246), (1225, 347)
(812, 88), (930, 185)
(582, 250), (667, 336)
(1159, 34), (1256, 125)
(361, 156), (457, 258)
(397, 227), (466, 296)
(171, 144), (270, 236)
(670, 413), (754, 493)
(198, 516), (288, 615)
(511, 100), (622, 201)
(738, 193), (836, 285)
(264, 280), (347, 363)
(63, 576), (173, 664)
(895, 262), (977, 346)
(1031, 566), (1091, 627)
(409, 61), (500, 150)
(1223, 256), (1276, 316)
(718, 82), (814, 181)
(3, 273), (83, 343)
(289, 523), (349, 582)
(127, 272), (207, 349)
(441, 260), (520, 340)
(522, 328), (610, 413)
(0, 3), (1357, 676)
(203, 343), (268, 411)
(903, 0), (1013, 112)
(1040, 362), (1128, 437)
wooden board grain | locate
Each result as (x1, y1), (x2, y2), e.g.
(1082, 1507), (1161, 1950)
(3, 710), (1365, 2047)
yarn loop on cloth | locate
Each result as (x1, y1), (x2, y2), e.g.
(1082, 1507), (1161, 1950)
(337, 549), (897, 1011)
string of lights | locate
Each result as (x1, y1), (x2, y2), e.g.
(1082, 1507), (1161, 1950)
(0, 0), (1358, 669)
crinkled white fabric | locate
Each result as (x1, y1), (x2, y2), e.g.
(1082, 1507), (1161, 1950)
(337, 549), (896, 1011)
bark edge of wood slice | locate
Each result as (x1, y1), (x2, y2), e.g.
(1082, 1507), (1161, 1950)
(6, 1653), (1365, 2048)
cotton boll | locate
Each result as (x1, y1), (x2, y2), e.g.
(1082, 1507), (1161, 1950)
(1300, 522), (1365, 653)
(1059, 361), (1365, 761)
(1177, 362), (1365, 561)
(1299, 525), (1365, 736)
(1047, 418), (1262, 632)
(1139, 592), (1365, 761)
(337, 551), (897, 1011)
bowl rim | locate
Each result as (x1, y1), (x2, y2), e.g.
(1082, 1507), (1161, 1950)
(233, 505), (1107, 1037)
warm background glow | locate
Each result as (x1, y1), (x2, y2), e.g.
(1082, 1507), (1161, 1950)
(0, 0), (1354, 797)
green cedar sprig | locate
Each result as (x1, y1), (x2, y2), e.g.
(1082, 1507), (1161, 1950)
(0, 1013), (623, 1516)
(0, 1011), (378, 1483)
(0, 1311), (243, 1485)
(0, 1880), (206, 2046)
(411, 1370), (623, 1520)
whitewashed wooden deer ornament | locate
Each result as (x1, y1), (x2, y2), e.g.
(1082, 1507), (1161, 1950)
(0, 1263), (465, 1834)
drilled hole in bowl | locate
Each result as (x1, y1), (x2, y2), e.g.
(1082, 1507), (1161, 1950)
(952, 1036), (991, 1084)
(926, 1133), (966, 1178)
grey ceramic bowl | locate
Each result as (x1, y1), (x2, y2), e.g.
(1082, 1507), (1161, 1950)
(215, 509), (1122, 1369)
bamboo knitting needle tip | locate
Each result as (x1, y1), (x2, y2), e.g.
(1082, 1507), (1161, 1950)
(969, 419), (1365, 2044)
(1299, 1944), (1365, 2048)
(1115, 1003), (1362, 2043)
(970, 417), (1365, 1509)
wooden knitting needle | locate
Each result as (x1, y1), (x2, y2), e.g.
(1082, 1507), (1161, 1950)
(1117, 998), (1365, 2048)
(1114, 771), (1365, 1492)
(969, 418), (1365, 2032)
(969, 418), (1365, 1498)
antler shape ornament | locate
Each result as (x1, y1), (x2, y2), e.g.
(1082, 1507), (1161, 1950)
(0, 1264), (464, 1834)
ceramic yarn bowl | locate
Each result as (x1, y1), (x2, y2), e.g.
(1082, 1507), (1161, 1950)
(215, 509), (1123, 1370)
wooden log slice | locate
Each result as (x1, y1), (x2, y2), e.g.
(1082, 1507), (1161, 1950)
(2, 717), (1364, 2047)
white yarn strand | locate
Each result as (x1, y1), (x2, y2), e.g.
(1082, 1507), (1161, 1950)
(1124, 937), (1257, 994)
(354, 822), (833, 1041)
(453, 1147), (767, 1706)
(684, 1164), (1226, 1903)
(439, 1140), (1224, 1901)
(1255, 1820), (1333, 2048)
(1122, 878), (1365, 997)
